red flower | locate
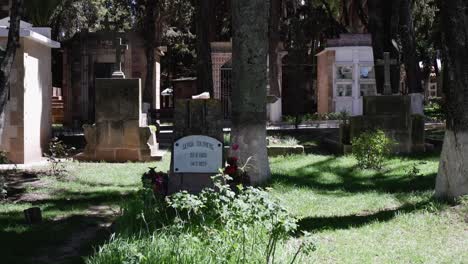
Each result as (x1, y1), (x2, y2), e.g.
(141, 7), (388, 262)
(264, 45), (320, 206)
(232, 144), (239, 151)
(227, 157), (238, 166)
(224, 165), (238, 175)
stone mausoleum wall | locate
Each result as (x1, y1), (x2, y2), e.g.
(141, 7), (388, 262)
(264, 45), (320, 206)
(0, 38), (53, 163)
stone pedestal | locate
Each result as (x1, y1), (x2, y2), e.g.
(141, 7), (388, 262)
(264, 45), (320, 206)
(349, 95), (425, 154)
(76, 78), (161, 162)
(168, 99), (224, 194)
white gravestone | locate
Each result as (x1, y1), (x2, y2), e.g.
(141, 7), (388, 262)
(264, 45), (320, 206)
(173, 135), (223, 173)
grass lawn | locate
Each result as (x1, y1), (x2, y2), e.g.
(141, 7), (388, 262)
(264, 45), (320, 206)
(0, 156), (170, 264)
(1, 152), (467, 263)
(270, 154), (467, 263)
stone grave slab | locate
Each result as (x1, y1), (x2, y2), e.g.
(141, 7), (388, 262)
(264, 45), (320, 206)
(76, 78), (162, 162)
(349, 95), (425, 154)
(168, 99), (224, 194)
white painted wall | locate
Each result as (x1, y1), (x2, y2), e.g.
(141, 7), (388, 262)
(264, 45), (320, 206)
(330, 46), (375, 116)
(23, 38), (52, 163)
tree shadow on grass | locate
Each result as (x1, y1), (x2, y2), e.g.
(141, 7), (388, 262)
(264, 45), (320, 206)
(0, 214), (112, 264)
(295, 199), (438, 234)
(271, 155), (438, 195)
(0, 190), (136, 264)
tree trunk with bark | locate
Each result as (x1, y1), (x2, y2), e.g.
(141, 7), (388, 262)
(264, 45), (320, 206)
(142, 0), (158, 104)
(231, 0), (270, 185)
(268, 0), (281, 100)
(399, 0), (423, 94)
(0, 0), (23, 126)
(435, 0), (468, 199)
(195, 0), (214, 95)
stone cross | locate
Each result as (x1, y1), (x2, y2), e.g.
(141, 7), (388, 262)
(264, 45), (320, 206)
(112, 37), (128, 79)
(376, 52), (398, 95)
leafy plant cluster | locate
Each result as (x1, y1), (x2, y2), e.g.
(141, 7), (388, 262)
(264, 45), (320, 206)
(283, 111), (350, 124)
(0, 174), (6, 200)
(267, 136), (299, 146)
(89, 174), (315, 263)
(352, 130), (393, 170)
(424, 99), (445, 122)
(45, 138), (75, 177)
(407, 163), (423, 179)
(0, 150), (9, 165)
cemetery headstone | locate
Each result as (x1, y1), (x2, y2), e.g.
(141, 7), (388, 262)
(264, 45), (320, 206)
(168, 99), (224, 194)
(345, 52), (425, 153)
(76, 78), (162, 162)
(349, 95), (425, 154)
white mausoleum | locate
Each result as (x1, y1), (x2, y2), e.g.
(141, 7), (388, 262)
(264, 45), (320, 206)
(316, 34), (376, 116)
(0, 18), (60, 164)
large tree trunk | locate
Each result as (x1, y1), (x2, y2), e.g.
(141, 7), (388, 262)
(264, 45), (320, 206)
(435, 0), (468, 199)
(195, 0), (214, 96)
(399, 0), (422, 94)
(142, 0), (158, 104)
(268, 0), (281, 100)
(231, 0), (270, 185)
(0, 0), (23, 128)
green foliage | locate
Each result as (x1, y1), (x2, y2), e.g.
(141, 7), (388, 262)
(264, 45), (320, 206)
(0, 174), (6, 199)
(89, 174), (315, 263)
(24, 0), (61, 27)
(45, 138), (75, 176)
(352, 130), (393, 170)
(0, 150), (9, 164)
(413, 0), (439, 68)
(407, 163), (423, 178)
(424, 99), (445, 122)
(283, 112), (350, 124)
(267, 136), (299, 146)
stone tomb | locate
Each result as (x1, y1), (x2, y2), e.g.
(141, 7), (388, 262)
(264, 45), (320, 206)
(76, 78), (160, 162)
(349, 95), (425, 154)
(169, 99), (224, 194)
(0, 18), (60, 164)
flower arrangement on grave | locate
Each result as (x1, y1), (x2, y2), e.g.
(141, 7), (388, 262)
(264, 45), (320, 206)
(142, 167), (169, 197)
(224, 144), (250, 187)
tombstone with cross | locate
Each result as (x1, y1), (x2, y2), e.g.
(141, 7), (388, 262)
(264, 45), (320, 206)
(376, 52), (398, 95)
(112, 37), (128, 79)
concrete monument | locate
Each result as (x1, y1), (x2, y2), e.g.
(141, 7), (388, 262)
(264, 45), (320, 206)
(168, 99), (224, 194)
(76, 78), (161, 162)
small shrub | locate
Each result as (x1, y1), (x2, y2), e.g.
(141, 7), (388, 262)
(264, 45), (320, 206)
(267, 136), (299, 146)
(352, 130), (393, 170)
(45, 137), (75, 176)
(0, 150), (10, 164)
(407, 163), (422, 178)
(283, 115), (297, 124)
(424, 99), (445, 122)
(0, 175), (7, 199)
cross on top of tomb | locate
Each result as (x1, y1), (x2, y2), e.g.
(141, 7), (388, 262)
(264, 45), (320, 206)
(112, 37), (128, 79)
(376, 52), (398, 95)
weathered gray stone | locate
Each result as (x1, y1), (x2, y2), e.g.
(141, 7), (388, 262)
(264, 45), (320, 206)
(169, 99), (224, 194)
(348, 95), (425, 154)
(76, 78), (161, 162)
